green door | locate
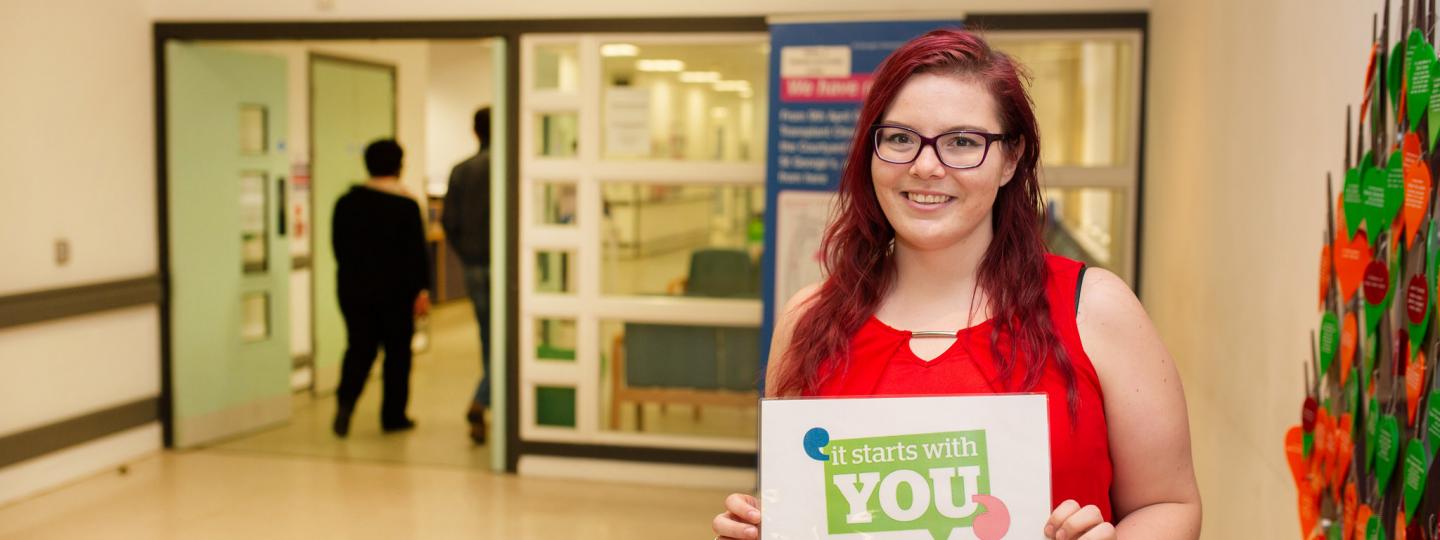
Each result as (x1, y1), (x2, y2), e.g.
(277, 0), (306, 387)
(310, 56), (397, 392)
(166, 43), (291, 447)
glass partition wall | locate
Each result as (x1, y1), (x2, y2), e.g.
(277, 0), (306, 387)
(991, 31), (1143, 283)
(520, 34), (768, 453)
(515, 29), (1143, 455)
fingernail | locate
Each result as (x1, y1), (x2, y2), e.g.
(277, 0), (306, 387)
(745, 526), (758, 538)
(749, 510), (761, 522)
(1043, 525), (1053, 537)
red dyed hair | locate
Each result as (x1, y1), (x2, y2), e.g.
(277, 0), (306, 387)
(771, 28), (1078, 409)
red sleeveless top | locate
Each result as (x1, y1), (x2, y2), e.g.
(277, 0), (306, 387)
(808, 254), (1113, 521)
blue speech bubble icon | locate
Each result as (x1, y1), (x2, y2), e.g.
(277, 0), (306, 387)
(803, 427), (830, 461)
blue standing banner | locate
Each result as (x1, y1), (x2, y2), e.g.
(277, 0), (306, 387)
(760, 20), (962, 390)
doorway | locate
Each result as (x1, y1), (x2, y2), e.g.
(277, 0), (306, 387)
(163, 37), (504, 469)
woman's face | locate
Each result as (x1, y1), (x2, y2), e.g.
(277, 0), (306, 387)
(871, 72), (1019, 252)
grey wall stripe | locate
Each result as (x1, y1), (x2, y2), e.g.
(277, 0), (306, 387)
(0, 276), (162, 331)
(0, 398), (159, 469)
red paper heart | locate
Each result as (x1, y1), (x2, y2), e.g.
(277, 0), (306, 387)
(1408, 350), (1426, 426)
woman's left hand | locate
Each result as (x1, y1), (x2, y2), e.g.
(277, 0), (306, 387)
(1043, 500), (1115, 540)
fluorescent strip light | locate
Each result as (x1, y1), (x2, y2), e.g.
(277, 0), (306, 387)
(636, 59), (685, 72)
(679, 71), (722, 83)
(601, 43), (638, 57)
(713, 80), (752, 92)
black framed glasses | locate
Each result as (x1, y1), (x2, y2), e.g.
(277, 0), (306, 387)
(871, 124), (1010, 169)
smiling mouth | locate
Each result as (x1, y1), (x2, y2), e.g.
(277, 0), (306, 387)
(904, 191), (954, 204)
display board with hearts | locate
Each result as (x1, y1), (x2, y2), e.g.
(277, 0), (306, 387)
(1293, 8), (1440, 540)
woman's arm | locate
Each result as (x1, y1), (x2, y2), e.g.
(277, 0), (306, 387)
(1074, 268), (1201, 538)
(713, 284), (821, 540)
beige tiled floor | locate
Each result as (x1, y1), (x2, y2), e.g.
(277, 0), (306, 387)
(210, 301), (491, 469)
(0, 451), (731, 539)
(0, 304), (733, 539)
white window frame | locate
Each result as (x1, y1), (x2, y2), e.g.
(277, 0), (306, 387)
(519, 33), (768, 452)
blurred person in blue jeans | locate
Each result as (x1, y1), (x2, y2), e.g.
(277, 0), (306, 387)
(442, 108), (493, 444)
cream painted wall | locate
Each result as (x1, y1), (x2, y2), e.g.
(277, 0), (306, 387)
(0, 0), (156, 296)
(0, 0), (163, 508)
(1145, 0), (1371, 537)
(426, 40), (496, 195)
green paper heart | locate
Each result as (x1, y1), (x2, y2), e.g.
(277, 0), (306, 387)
(1329, 522), (1343, 540)
(1304, 430), (1315, 458)
(1408, 30), (1434, 127)
(1377, 414), (1400, 493)
(1364, 260), (1392, 335)
(1431, 57), (1440, 152)
(1386, 150), (1405, 228)
(1409, 272), (1432, 356)
(1430, 220), (1440, 286)
(1391, 38), (1406, 106)
(1428, 391), (1440, 458)
(1345, 167), (1366, 239)
(1404, 438), (1427, 522)
(1368, 398), (1380, 469)
(1367, 514), (1385, 540)
(1362, 164), (1389, 242)
(1320, 312), (1339, 374)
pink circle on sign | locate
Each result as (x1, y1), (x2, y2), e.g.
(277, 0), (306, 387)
(1364, 261), (1389, 305)
(1408, 275), (1429, 324)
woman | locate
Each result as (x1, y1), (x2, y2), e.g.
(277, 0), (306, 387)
(713, 29), (1200, 539)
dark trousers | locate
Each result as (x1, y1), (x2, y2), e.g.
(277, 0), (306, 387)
(463, 266), (492, 408)
(336, 297), (414, 426)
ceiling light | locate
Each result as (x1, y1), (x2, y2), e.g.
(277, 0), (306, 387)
(713, 80), (752, 92)
(679, 71), (722, 83)
(636, 59), (685, 72)
(601, 43), (638, 57)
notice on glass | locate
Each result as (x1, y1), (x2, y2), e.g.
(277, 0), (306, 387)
(760, 394), (1050, 540)
(604, 87), (652, 157)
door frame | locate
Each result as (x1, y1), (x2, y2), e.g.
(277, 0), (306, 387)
(153, 12), (1146, 473)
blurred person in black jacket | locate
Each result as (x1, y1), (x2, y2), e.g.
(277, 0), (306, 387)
(331, 139), (432, 437)
(442, 108), (493, 445)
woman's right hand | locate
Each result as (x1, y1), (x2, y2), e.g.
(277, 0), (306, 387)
(711, 493), (761, 539)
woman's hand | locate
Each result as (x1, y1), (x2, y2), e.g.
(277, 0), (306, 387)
(712, 493), (761, 540)
(1044, 500), (1115, 540)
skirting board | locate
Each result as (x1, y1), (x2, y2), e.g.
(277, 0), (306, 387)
(173, 394), (290, 448)
(0, 423), (160, 507)
(517, 454), (755, 492)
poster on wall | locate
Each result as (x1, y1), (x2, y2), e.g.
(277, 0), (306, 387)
(760, 394), (1050, 540)
(760, 19), (962, 386)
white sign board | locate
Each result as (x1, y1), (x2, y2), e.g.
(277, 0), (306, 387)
(760, 394), (1051, 540)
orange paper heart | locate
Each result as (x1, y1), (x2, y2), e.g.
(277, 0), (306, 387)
(1396, 509), (1407, 540)
(1299, 491), (1320, 539)
(1335, 230), (1372, 302)
(1343, 482), (1358, 540)
(1340, 312), (1357, 386)
(1286, 425), (1307, 488)
(1321, 245), (1334, 308)
(1403, 134), (1430, 248)
(1409, 350), (1426, 426)
(1356, 504), (1375, 539)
